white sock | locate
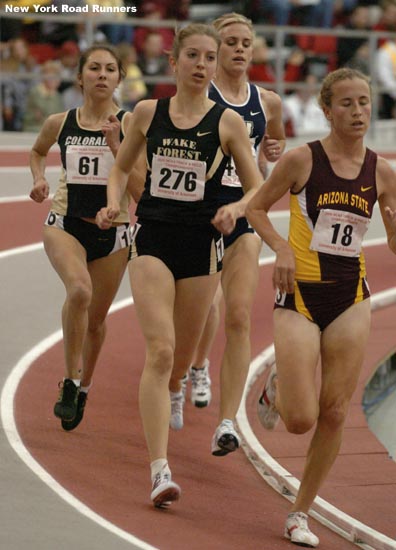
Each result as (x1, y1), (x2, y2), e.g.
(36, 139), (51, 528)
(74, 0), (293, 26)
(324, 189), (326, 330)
(170, 390), (183, 398)
(80, 381), (93, 394)
(222, 418), (234, 425)
(150, 459), (169, 480)
(65, 378), (80, 387)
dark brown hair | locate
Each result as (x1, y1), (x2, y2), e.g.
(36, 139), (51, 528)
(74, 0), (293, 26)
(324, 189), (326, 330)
(78, 44), (126, 80)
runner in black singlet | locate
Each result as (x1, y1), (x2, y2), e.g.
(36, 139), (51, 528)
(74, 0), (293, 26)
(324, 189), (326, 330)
(30, 46), (133, 432)
(96, 23), (264, 508)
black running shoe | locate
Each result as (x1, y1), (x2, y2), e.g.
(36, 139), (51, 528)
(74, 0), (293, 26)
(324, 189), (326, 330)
(61, 391), (87, 431)
(54, 379), (79, 421)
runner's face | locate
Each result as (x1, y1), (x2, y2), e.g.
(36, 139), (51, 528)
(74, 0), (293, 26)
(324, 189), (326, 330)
(325, 78), (371, 137)
(79, 50), (120, 98)
(218, 23), (253, 74)
(172, 34), (218, 88)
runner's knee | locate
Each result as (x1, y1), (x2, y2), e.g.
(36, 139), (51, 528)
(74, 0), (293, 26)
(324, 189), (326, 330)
(283, 408), (318, 434)
(318, 401), (348, 431)
(66, 280), (92, 310)
(224, 303), (250, 335)
(146, 341), (174, 376)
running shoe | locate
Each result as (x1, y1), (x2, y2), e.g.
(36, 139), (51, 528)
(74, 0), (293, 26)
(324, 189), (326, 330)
(170, 390), (184, 430)
(211, 419), (240, 456)
(61, 391), (88, 431)
(284, 512), (319, 547)
(190, 359), (211, 408)
(151, 469), (181, 508)
(54, 379), (79, 421)
(257, 364), (279, 430)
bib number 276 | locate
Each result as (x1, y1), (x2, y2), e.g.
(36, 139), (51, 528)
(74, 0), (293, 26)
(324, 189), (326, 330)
(159, 168), (197, 192)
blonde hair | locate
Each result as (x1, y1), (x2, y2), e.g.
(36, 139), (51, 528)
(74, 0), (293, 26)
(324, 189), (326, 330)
(213, 12), (255, 36)
(40, 60), (61, 76)
(319, 67), (371, 109)
(171, 23), (221, 59)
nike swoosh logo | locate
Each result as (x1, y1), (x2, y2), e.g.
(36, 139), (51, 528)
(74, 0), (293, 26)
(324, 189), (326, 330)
(361, 186), (373, 192)
(197, 131), (212, 137)
(250, 111), (260, 116)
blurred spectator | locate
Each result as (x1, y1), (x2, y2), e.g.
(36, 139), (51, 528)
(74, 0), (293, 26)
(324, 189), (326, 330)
(138, 0), (190, 20)
(86, 0), (134, 45)
(255, 0), (335, 27)
(62, 78), (84, 110)
(309, 0), (336, 27)
(336, 5), (370, 68)
(255, 0), (291, 25)
(283, 73), (328, 137)
(117, 42), (147, 109)
(0, 0), (50, 42)
(57, 40), (80, 93)
(376, 39), (396, 118)
(150, 63), (176, 99)
(373, 0), (396, 47)
(248, 36), (305, 84)
(165, 0), (190, 19)
(137, 31), (168, 97)
(134, 1), (174, 55)
(75, 22), (107, 52)
(344, 41), (370, 73)
(23, 60), (63, 131)
(1, 37), (36, 131)
(294, 33), (338, 77)
(0, 6), (23, 42)
(40, 0), (82, 45)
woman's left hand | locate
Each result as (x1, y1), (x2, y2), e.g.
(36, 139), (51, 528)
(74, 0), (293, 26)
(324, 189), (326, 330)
(262, 134), (282, 163)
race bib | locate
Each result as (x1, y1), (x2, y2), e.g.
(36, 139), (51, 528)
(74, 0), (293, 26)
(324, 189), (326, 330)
(116, 225), (132, 249)
(150, 154), (206, 201)
(275, 289), (287, 305)
(222, 140), (256, 188)
(216, 235), (224, 262)
(222, 156), (242, 188)
(310, 209), (370, 257)
(66, 145), (114, 185)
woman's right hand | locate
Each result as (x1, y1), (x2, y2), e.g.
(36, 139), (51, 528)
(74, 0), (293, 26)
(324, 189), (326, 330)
(96, 204), (120, 229)
(30, 177), (49, 203)
(273, 243), (295, 294)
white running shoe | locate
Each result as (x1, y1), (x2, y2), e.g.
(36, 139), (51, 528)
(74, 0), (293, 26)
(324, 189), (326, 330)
(150, 468), (181, 508)
(190, 359), (211, 408)
(170, 390), (184, 430)
(211, 419), (240, 456)
(284, 512), (319, 547)
(257, 364), (280, 430)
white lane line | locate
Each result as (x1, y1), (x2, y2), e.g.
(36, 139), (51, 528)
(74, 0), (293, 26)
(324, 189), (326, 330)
(0, 237), (391, 549)
(0, 243), (43, 259)
(0, 195), (53, 204)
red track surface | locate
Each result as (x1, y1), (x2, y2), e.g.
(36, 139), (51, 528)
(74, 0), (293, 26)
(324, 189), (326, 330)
(4, 157), (396, 549)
